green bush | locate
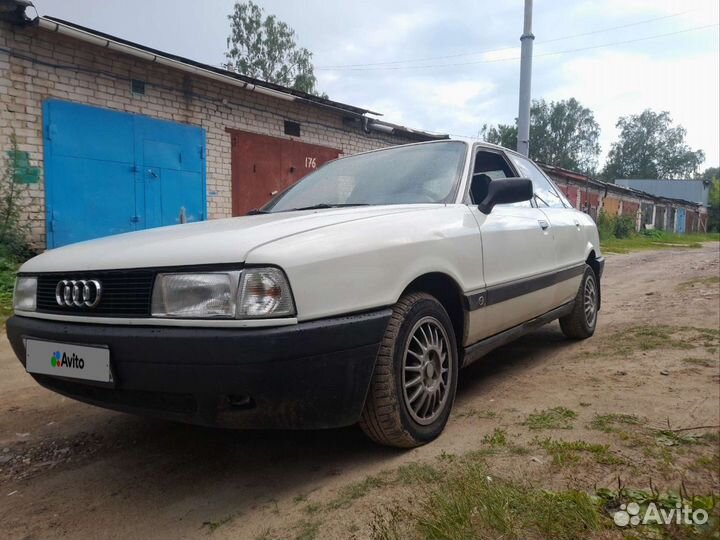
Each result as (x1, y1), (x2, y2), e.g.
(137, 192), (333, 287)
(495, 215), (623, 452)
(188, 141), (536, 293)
(709, 179), (720, 232)
(596, 210), (636, 240)
(596, 211), (615, 241)
(0, 133), (33, 260)
(614, 215), (635, 238)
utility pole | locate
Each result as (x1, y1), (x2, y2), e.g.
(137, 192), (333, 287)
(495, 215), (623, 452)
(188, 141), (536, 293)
(516, 0), (534, 157)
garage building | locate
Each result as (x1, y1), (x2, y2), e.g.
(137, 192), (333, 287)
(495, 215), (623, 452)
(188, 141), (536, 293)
(0, 2), (444, 249)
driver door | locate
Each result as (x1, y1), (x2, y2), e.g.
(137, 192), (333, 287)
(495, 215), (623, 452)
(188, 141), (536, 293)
(466, 148), (558, 342)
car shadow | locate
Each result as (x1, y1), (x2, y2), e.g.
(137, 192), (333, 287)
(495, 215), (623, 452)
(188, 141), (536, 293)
(7, 322), (580, 536)
(457, 322), (577, 398)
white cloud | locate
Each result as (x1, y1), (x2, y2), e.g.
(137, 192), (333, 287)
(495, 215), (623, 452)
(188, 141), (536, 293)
(549, 49), (720, 166)
(573, 0), (719, 24)
(40, 0), (720, 171)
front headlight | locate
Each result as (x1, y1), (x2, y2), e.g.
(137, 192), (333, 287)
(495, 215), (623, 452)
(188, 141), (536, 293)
(13, 276), (37, 312)
(150, 268), (296, 319)
(151, 272), (241, 318)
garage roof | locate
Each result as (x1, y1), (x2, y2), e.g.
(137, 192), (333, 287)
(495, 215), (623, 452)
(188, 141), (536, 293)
(2, 2), (446, 141)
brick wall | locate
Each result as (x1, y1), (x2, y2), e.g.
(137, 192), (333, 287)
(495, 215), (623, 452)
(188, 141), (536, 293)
(0, 21), (415, 249)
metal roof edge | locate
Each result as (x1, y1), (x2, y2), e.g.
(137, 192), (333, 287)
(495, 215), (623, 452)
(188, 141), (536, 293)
(19, 14), (446, 142)
(538, 163), (704, 208)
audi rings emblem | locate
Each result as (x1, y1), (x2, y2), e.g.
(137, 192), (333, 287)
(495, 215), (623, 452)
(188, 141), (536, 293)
(55, 280), (102, 308)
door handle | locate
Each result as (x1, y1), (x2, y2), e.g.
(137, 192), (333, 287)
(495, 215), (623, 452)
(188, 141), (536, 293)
(538, 219), (550, 230)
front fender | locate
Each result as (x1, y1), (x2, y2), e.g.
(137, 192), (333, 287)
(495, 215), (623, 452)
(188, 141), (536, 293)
(245, 206), (484, 322)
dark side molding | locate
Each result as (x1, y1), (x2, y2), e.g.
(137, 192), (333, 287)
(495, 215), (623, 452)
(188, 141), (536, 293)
(461, 301), (575, 367)
(463, 263), (586, 311)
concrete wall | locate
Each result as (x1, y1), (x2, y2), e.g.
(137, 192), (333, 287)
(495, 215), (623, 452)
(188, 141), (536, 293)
(0, 21), (415, 249)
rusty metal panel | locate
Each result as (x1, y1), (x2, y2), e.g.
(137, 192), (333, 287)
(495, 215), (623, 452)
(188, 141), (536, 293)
(603, 197), (620, 216)
(622, 201), (639, 216)
(565, 186), (579, 208)
(579, 190), (600, 220)
(229, 130), (340, 216)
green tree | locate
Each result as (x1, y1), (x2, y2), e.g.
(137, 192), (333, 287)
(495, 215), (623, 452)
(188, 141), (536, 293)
(224, 1), (322, 95)
(480, 98), (601, 174)
(698, 166), (719, 182)
(480, 123), (517, 150)
(707, 178), (720, 232)
(602, 110), (704, 182)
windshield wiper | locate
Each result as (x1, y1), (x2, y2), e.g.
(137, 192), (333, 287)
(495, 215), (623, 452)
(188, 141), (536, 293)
(283, 203), (370, 212)
(246, 208), (270, 215)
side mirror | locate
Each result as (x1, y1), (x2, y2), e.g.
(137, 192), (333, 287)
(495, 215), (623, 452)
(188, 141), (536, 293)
(477, 177), (533, 214)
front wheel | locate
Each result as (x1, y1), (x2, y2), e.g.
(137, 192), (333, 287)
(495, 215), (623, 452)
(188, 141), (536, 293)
(359, 292), (459, 448)
(559, 265), (599, 339)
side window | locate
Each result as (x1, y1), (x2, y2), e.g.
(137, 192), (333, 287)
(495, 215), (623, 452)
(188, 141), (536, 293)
(471, 150), (531, 207)
(508, 154), (566, 208)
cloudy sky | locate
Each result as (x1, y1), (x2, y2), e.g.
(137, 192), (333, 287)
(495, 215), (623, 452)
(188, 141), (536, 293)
(38, 0), (719, 169)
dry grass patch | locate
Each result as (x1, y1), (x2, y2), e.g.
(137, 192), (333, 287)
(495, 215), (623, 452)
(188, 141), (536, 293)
(587, 325), (720, 358)
(535, 437), (624, 467)
(590, 413), (644, 433)
(677, 275), (720, 291)
(524, 407), (577, 430)
(371, 463), (603, 540)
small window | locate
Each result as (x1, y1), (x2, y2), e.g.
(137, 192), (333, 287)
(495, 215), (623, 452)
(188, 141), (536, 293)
(131, 79), (145, 95)
(507, 154), (565, 208)
(284, 120), (301, 137)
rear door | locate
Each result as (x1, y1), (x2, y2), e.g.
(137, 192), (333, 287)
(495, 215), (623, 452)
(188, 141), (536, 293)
(506, 153), (586, 307)
(466, 148), (558, 342)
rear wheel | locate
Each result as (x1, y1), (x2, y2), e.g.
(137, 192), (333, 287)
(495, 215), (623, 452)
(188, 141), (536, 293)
(559, 265), (598, 339)
(359, 292), (458, 448)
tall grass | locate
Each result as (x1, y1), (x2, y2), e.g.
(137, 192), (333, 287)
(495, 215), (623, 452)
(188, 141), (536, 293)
(601, 230), (720, 254)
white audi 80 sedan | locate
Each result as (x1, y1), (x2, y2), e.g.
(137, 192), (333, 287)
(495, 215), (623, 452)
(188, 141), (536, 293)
(8, 140), (604, 448)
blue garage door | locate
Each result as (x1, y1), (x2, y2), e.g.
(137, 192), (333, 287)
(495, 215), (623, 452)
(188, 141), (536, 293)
(43, 100), (206, 248)
(676, 207), (686, 234)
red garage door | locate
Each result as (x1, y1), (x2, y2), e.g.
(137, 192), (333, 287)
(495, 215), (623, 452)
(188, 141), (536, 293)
(229, 130), (341, 216)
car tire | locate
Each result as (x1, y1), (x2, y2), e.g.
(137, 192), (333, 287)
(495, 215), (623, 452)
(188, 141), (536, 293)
(359, 292), (459, 448)
(559, 265), (599, 340)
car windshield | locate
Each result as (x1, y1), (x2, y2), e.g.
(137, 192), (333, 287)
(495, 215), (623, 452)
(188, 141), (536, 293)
(264, 141), (467, 212)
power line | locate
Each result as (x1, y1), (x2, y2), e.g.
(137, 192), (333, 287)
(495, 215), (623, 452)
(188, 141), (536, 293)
(317, 9), (695, 69)
(317, 24), (718, 72)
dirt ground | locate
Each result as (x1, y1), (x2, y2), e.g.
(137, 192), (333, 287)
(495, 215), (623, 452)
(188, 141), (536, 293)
(1, 244), (718, 540)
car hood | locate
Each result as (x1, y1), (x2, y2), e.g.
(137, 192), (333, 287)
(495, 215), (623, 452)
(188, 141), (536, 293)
(21, 205), (437, 273)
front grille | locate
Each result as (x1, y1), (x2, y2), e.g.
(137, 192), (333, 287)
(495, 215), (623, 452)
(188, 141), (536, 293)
(36, 270), (155, 317)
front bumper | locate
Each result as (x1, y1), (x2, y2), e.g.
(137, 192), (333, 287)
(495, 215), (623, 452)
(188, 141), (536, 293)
(6, 309), (391, 429)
